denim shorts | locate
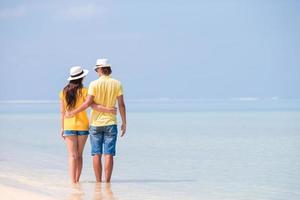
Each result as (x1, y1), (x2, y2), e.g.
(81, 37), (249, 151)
(89, 125), (118, 156)
(63, 130), (89, 136)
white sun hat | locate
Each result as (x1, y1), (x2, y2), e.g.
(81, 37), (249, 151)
(67, 66), (89, 81)
(94, 58), (111, 70)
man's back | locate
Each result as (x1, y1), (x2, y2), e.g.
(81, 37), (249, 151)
(88, 75), (123, 126)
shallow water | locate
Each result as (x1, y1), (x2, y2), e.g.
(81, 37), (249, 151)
(0, 103), (300, 199)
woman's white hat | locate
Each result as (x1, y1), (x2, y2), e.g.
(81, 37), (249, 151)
(67, 66), (89, 81)
(94, 58), (111, 70)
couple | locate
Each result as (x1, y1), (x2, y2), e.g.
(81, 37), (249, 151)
(59, 58), (126, 183)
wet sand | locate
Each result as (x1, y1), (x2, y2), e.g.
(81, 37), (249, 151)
(0, 185), (56, 200)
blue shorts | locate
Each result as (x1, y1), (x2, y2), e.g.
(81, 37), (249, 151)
(89, 125), (118, 156)
(63, 130), (89, 136)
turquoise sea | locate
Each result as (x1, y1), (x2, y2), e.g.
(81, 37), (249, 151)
(0, 99), (300, 199)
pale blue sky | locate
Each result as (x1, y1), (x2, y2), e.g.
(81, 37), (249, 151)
(0, 0), (299, 100)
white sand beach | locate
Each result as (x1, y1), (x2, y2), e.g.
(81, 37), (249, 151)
(0, 185), (55, 200)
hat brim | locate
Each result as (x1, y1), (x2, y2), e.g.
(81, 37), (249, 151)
(67, 69), (89, 81)
(94, 65), (111, 70)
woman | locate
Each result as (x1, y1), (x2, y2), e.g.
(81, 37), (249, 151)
(59, 66), (115, 183)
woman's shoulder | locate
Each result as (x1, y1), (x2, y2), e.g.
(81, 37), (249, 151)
(59, 90), (64, 99)
(81, 87), (88, 95)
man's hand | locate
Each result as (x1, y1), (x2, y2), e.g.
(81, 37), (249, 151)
(65, 111), (74, 118)
(121, 123), (126, 137)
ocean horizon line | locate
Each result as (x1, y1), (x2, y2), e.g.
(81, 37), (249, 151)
(0, 97), (299, 104)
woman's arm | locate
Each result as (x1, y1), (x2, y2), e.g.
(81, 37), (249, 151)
(60, 100), (65, 140)
(90, 103), (117, 115)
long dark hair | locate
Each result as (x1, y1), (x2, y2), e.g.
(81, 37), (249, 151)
(63, 78), (83, 110)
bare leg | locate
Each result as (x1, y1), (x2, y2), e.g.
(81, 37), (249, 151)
(76, 135), (88, 182)
(65, 136), (79, 183)
(93, 154), (102, 182)
(104, 155), (114, 183)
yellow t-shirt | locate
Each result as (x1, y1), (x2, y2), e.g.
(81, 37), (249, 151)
(88, 75), (123, 126)
(59, 88), (89, 130)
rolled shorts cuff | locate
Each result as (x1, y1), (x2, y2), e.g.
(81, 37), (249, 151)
(63, 130), (89, 136)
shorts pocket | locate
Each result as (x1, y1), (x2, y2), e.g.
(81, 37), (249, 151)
(105, 125), (118, 136)
(89, 126), (99, 135)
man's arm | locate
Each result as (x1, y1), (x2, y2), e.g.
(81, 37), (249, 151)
(65, 95), (94, 117)
(90, 103), (117, 115)
(117, 95), (126, 137)
(66, 95), (117, 117)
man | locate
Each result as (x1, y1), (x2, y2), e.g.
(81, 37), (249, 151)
(66, 58), (126, 183)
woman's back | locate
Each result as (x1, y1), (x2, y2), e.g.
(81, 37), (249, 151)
(59, 88), (89, 130)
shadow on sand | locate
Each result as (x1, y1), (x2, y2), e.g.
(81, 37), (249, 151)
(82, 179), (197, 184)
(111, 179), (197, 183)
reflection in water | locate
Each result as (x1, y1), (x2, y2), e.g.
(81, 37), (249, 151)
(94, 183), (117, 200)
(66, 182), (117, 200)
(67, 183), (84, 200)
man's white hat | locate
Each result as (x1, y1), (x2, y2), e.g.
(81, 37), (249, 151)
(94, 58), (111, 70)
(67, 66), (89, 81)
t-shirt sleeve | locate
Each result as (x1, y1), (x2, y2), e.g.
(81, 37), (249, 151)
(88, 82), (95, 96)
(117, 83), (123, 97)
(82, 88), (88, 100)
